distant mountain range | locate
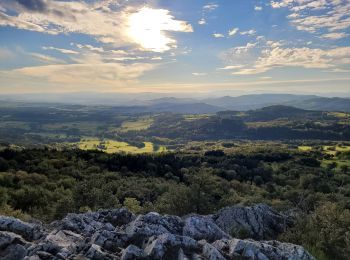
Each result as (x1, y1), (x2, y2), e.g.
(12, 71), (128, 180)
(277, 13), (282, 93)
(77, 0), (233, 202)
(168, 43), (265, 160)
(1, 93), (349, 113)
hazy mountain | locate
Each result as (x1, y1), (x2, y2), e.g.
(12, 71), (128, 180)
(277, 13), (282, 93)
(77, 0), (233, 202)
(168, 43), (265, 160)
(1, 93), (349, 113)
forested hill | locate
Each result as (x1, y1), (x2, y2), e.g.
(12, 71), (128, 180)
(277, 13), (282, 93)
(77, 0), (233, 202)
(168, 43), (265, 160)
(0, 103), (349, 145)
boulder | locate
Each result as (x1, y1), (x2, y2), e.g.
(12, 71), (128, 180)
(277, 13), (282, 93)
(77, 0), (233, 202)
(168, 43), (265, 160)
(0, 216), (42, 241)
(143, 233), (200, 259)
(183, 215), (230, 242)
(121, 245), (147, 260)
(125, 212), (183, 244)
(212, 204), (292, 239)
(0, 231), (29, 260)
(212, 238), (315, 260)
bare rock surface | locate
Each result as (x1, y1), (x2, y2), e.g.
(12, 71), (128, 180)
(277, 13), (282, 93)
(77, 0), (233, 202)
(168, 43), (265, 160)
(0, 204), (314, 259)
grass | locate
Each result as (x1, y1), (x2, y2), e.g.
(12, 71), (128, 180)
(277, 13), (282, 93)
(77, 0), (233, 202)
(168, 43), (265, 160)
(118, 117), (153, 133)
(298, 146), (313, 151)
(183, 114), (211, 121)
(297, 144), (350, 171)
(328, 112), (350, 118)
(77, 138), (166, 154)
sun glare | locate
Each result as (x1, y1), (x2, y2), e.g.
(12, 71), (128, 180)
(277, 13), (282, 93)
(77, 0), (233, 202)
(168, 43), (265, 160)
(127, 7), (192, 52)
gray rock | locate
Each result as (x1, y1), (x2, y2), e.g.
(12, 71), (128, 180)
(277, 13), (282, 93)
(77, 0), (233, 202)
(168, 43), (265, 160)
(0, 204), (315, 260)
(125, 212), (183, 244)
(143, 233), (200, 259)
(91, 229), (129, 252)
(0, 231), (29, 260)
(121, 245), (147, 260)
(0, 216), (42, 241)
(84, 244), (117, 260)
(199, 240), (226, 260)
(212, 238), (315, 260)
(54, 208), (134, 237)
(213, 204), (292, 240)
(183, 215), (230, 242)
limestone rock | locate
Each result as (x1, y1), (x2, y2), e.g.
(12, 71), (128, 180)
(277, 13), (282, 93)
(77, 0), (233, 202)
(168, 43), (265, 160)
(0, 205), (314, 260)
(183, 215), (230, 242)
(0, 216), (42, 241)
(213, 203), (292, 240)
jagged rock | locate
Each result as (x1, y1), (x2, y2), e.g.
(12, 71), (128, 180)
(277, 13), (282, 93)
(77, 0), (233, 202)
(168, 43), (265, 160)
(121, 245), (147, 260)
(213, 204), (292, 240)
(0, 205), (315, 260)
(0, 231), (29, 260)
(143, 233), (200, 259)
(183, 215), (230, 242)
(199, 240), (226, 260)
(54, 208), (133, 237)
(125, 212), (183, 244)
(0, 216), (43, 241)
(84, 244), (118, 260)
(91, 229), (129, 252)
(212, 238), (314, 260)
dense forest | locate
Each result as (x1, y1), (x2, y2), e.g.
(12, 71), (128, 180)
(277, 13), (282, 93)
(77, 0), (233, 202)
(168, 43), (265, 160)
(0, 143), (350, 259)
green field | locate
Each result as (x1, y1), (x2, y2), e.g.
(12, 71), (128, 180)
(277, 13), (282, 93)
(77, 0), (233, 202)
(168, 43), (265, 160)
(77, 138), (166, 154)
(117, 117), (153, 133)
(183, 114), (211, 121)
(299, 144), (350, 171)
(298, 146), (313, 151)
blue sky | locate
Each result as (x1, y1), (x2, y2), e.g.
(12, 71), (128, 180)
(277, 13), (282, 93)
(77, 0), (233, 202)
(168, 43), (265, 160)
(0, 0), (349, 95)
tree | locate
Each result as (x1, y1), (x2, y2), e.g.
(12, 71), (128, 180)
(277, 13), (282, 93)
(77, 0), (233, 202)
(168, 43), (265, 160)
(123, 197), (142, 214)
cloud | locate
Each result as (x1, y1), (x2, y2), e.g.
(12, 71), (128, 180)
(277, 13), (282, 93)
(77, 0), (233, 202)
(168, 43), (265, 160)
(254, 6), (263, 11)
(240, 29), (256, 36)
(198, 18), (206, 25)
(213, 33), (225, 38)
(321, 32), (349, 40)
(0, 61), (156, 92)
(30, 52), (65, 64)
(192, 72), (207, 76)
(203, 4), (219, 11)
(228, 28), (239, 37)
(43, 46), (79, 54)
(221, 38), (350, 75)
(271, 0), (350, 39)
(0, 1), (193, 52)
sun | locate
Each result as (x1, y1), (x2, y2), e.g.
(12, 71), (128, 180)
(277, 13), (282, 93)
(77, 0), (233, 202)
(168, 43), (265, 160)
(127, 7), (192, 52)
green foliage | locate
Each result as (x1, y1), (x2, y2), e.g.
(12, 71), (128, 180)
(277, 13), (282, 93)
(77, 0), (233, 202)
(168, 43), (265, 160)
(123, 197), (142, 214)
(281, 203), (350, 260)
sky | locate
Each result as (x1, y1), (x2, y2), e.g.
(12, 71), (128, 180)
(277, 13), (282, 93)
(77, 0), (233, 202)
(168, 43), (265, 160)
(0, 0), (350, 96)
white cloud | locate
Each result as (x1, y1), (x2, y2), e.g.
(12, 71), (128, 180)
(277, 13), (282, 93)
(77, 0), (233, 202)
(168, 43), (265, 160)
(30, 53), (66, 64)
(1, 61), (156, 92)
(221, 38), (350, 75)
(271, 0), (350, 39)
(240, 29), (256, 36)
(321, 32), (349, 40)
(213, 33), (225, 38)
(192, 72), (207, 76)
(228, 28), (239, 37)
(198, 18), (206, 25)
(203, 4), (219, 11)
(0, 2), (193, 53)
(254, 6), (263, 11)
(43, 46), (79, 54)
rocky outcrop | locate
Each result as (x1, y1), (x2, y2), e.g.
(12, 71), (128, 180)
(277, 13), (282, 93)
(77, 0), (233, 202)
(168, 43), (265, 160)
(0, 204), (314, 260)
(213, 204), (293, 240)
